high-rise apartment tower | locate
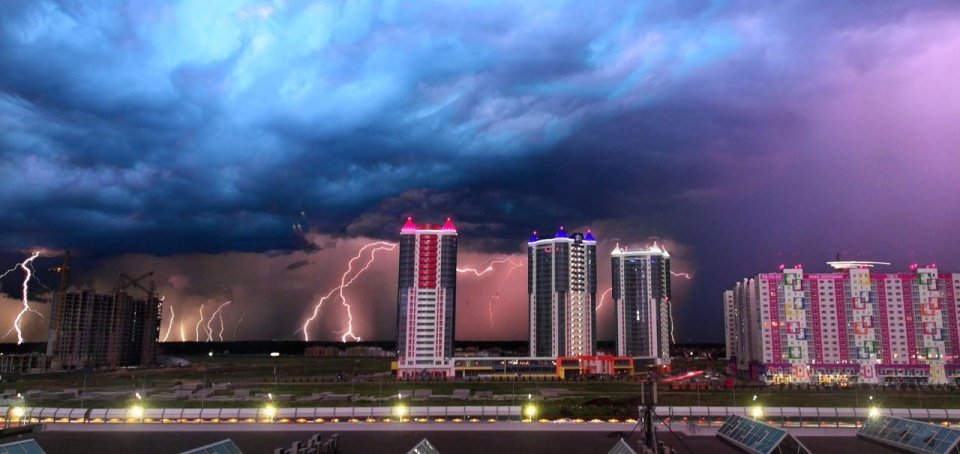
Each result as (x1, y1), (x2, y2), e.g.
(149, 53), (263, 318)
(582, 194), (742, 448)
(47, 289), (162, 370)
(396, 217), (458, 378)
(725, 262), (960, 385)
(527, 227), (598, 357)
(611, 243), (672, 367)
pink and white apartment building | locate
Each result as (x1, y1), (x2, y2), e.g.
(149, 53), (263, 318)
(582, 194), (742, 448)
(725, 264), (960, 385)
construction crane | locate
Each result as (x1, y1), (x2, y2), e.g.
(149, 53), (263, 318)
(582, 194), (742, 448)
(115, 271), (156, 299)
(48, 250), (71, 298)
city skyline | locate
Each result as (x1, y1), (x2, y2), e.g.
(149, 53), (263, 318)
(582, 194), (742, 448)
(2, 2), (960, 344)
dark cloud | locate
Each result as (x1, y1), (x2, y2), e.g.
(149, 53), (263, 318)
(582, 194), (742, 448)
(2, 1), (960, 342)
(285, 259), (311, 272)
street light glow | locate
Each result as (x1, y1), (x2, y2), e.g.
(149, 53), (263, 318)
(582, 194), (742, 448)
(129, 405), (144, 420)
(524, 404), (538, 421)
(263, 404), (277, 421)
(751, 406), (763, 419)
(10, 407), (24, 419)
(394, 404), (407, 420)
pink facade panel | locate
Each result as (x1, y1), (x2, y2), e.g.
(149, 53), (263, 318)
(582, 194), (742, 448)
(809, 278), (823, 362)
(945, 277), (959, 364)
(768, 280), (782, 361)
(876, 283), (893, 364)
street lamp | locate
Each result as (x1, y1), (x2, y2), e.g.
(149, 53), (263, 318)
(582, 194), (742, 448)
(12, 393), (25, 426)
(524, 404), (538, 422)
(271, 352), (280, 386)
(129, 392), (144, 423)
(867, 395), (880, 419)
(7, 406), (24, 429)
(394, 403), (407, 422)
(263, 404), (277, 423)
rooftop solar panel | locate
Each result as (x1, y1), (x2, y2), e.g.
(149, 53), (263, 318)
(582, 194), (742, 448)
(407, 438), (440, 454)
(716, 414), (811, 454)
(859, 416), (960, 454)
(179, 439), (242, 454)
(607, 439), (638, 454)
(0, 439), (45, 454)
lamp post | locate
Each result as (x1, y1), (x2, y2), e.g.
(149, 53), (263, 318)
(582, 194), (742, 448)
(751, 395), (762, 420)
(351, 360), (358, 399)
(130, 393), (144, 424)
(524, 403), (537, 422)
(80, 370), (88, 409)
(264, 393), (276, 423)
(8, 406), (24, 429)
(394, 393), (406, 423)
(13, 393), (25, 427)
(271, 352), (280, 387)
(511, 379), (516, 420)
(732, 380), (737, 406)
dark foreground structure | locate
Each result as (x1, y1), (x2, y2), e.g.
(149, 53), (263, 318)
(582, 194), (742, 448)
(19, 428), (901, 454)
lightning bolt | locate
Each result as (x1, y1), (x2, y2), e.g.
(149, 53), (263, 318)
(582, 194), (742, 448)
(339, 243), (397, 342)
(206, 301), (231, 342)
(670, 271), (694, 280)
(666, 299), (676, 344)
(457, 257), (512, 276)
(3, 251), (42, 344)
(162, 303), (175, 342)
(179, 322), (186, 342)
(195, 304), (205, 342)
(597, 288), (612, 310)
(217, 301), (231, 342)
(300, 241), (397, 342)
(486, 259), (524, 328)
(233, 310), (247, 341)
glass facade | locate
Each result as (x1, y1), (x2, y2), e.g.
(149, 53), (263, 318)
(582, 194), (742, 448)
(611, 244), (671, 362)
(527, 230), (597, 357)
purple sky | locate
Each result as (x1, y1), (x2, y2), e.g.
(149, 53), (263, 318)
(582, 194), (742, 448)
(1, 1), (959, 344)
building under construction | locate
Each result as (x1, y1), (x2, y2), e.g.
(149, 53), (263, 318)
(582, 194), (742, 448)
(45, 259), (163, 370)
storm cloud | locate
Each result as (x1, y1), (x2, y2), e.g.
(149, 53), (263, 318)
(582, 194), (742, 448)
(1, 1), (959, 343)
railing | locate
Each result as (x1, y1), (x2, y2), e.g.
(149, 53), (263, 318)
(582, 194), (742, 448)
(0, 405), (522, 425)
(660, 406), (960, 429)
